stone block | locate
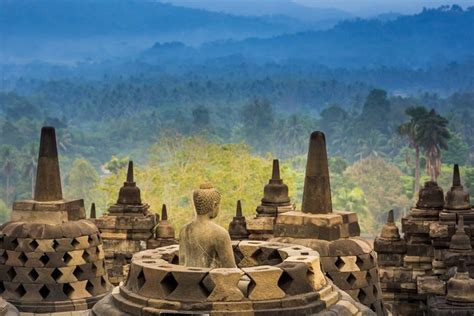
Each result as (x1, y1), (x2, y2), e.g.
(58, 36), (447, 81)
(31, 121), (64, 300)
(243, 266), (285, 300)
(204, 268), (244, 301)
(285, 255), (326, 290)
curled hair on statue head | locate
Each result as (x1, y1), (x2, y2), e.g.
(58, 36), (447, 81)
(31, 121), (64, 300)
(193, 183), (221, 215)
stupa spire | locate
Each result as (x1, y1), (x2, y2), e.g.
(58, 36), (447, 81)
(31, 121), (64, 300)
(271, 159), (281, 180)
(34, 126), (63, 201)
(445, 164), (470, 210)
(236, 200), (243, 217)
(301, 131), (332, 214)
(453, 164), (461, 187)
(161, 204), (168, 221)
(127, 161), (134, 183)
(117, 160), (142, 205)
(90, 203), (97, 219)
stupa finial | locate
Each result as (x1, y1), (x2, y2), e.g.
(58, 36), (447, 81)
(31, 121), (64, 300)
(90, 203), (96, 219)
(34, 126), (63, 201)
(301, 131), (332, 214)
(161, 204), (168, 221)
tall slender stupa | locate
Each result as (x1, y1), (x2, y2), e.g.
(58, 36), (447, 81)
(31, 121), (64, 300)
(0, 127), (111, 313)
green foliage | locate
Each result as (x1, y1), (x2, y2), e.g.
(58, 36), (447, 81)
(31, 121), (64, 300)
(0, 199), (10, 223)
(64, 158), (103, 210)
(104, 156), (129, 174)
(344, 156), (410, 233)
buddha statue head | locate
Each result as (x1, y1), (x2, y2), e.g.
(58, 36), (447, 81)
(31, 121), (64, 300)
(193, 183), (221, 219)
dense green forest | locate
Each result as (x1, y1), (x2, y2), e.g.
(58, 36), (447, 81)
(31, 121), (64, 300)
(0, 3), (473, 234)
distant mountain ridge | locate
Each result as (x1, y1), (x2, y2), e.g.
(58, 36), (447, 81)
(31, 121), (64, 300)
(142, 5), (474, 67)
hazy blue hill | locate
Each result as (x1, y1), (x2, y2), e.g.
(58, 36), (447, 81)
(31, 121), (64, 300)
(0, 0), (312, 61)
(160, 0), (352, 26)
(142, 5), (474, 67)
(0, 0), (292, 37)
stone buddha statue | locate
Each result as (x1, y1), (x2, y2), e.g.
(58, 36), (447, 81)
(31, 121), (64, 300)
(179, 183), (237, 268)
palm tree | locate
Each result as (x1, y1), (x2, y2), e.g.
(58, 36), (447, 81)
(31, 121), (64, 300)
(398, 106), (429, 195)
(416, 109), (450, 181)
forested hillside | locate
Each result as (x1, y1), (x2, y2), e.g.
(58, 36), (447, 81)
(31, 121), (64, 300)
(0, 3), (473, 233)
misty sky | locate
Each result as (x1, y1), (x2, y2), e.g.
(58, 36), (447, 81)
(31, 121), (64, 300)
(295, 0), (474, 15)
(163, 0), (474, 16)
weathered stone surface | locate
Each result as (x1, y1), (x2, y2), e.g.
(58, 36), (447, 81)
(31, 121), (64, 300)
(205, 268), (245, 301)
(179, 183), (236, 269)
(301, 131), (333, 214)
(243, 266), (285, 300)
(285, 255), (326, 290)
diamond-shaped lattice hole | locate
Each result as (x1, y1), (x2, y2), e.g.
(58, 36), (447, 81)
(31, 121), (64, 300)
(346, 273), (357, 286)
(29, 239), (39, 250)
(28, 268), (39, 281)
(52, 240), (60, 250)
(137, 270), (146, 289)
(358, 289), (367, 302)
(1, 250), (8, 262)
(62, 252), (72, 264)
(91, 263), (98, 275)
(63, 283), (74, 298)
(373, 285), (379, 297)
(101, 276), (107, 288)
(88, 235), (94, 244)
(277, 270), (293, 291)
(0, 282), (5, 294)
(160, 272), (178, 295)
(11, 238), (19, 249)
(15, 284), (26, 298)
(39, 285), (50, 299)
(73, 266), (84, 279)
(335, 257), (345, 269)
(71, 238), (80, 248)
(366, 270), (373, 283)
(171, 255), (179, 265)
(51, 268), (63, 281)
(40, 253), (50, 265)
(356, 256), (364, 270)
(82, 250), (91, 262)
(18, 252), (28, 264)
(86, 280), (94, 295)
(7, 267), (16, 281)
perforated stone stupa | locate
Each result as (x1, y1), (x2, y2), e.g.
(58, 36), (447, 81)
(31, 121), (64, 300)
(268, 131), (386, 315)
(93, 184), (376, 315)
(246, 159), (295, 240)
(0, 127), (111, 314)
(94, 161), (157, 285)
(375, 164), (474, 315)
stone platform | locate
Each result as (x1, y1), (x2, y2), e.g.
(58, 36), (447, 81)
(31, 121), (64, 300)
(93, 242), (375, 315)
